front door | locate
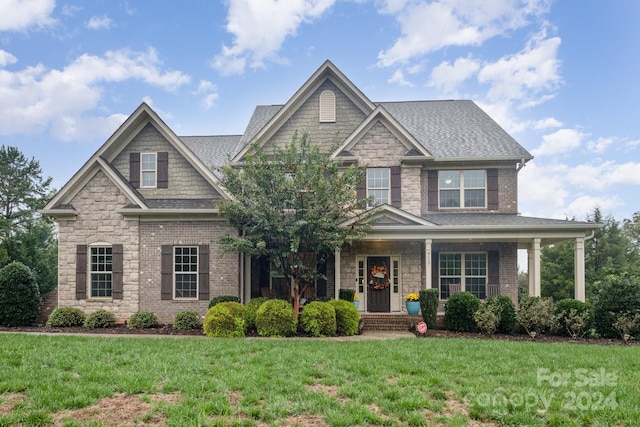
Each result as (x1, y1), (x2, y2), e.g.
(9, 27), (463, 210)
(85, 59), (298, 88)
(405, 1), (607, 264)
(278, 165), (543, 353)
(367, 256), (391, 312)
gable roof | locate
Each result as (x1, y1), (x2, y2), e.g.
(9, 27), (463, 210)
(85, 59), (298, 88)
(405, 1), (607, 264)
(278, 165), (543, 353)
(231, 60), (376, 162)
(43, 103), (232, 213)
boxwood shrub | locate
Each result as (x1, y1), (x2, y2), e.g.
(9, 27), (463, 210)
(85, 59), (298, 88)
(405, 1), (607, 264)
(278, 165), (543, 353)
(444, 292), (480, 332)
(48, 306), (86, 327)
(84, 309), (117, 329)
(419, 289), (439, 329)
(593, 275), (640, 338)
(203, 301), (246, 337)
(300, 301), (336, 337)
(255, 299), (297, 337)
(127, 311), (159, 329)
(328, 299), (360, 336)
(338, 289), (355, 302)
(208, 295), (241, 308)
(245, 297), (268, 331)
(0, 262), (41, 327)
(173, 310), (201, 330)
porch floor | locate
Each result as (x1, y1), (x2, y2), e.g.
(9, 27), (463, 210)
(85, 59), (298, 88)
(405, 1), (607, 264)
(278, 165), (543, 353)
(359, 312), (422, 332)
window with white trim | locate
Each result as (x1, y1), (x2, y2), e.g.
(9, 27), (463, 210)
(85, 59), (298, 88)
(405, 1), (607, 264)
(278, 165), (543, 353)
(141, 152), (157, 188)
(439, 252), (487, 299)
(90, 246), (112, 298)
(367, 168), (390, 207)
(439, 170), (486, 208)
(174, 246), (198, 299)
(319, 90), (336, 122)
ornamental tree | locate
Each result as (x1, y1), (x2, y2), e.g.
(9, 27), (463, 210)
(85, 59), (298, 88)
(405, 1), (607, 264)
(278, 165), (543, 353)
(218, 133), (372, 315)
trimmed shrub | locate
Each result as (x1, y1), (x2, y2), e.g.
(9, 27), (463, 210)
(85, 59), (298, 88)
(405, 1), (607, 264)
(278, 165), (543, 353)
(486, 295), (517, 334)
(173, 310), (201, 330)
(300, 301), (336, 337)
(208, 295), (241, 309)
(328, 299), (360, 336)
(0, 262), (41, 327)
(444, 292), (480, 332)
(338, 289), (355, 302)
(593, 275), (640, 338)
(84, 309), (117, 329)
(245, 297), (268, 331)
(127, 311), (159, 329)
(555, 299), (592, 337)
(48, 307), (86, 327)
(255, 299), (297, 337)
(419, 289), (439, 329)
(203, 301), (247, 337)
(517, 296), (556, 336)
(613, 311), (640, 340)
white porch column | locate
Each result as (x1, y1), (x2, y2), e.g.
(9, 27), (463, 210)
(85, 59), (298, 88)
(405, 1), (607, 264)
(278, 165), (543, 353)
(425, 239), (432, 290)
(574, 237), (586, 302)
(334, 249), (341, 300)
(528, 238), (541, 297)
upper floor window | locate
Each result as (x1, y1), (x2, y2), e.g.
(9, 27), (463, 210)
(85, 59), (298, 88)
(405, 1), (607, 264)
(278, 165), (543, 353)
(439, 170), (486, 208)
(141, 152), (157, 188)
(174, 246), (198, 299)
(90, 246), (112, 298)
(319, 90), (336, 122)
(367, 168), (390, 207)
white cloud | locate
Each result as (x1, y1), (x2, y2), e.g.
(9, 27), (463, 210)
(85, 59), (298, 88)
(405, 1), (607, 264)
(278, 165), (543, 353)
(0, 0), (55, 31)
(212, 0), (336, 75)
(477, 27), (561, 106)
(195, 80), (219, 109)
(0, 48), (190, 140)
(0, 50), (17, 67)
(86, 16), (113, 30)
(533, 117), (562, 130)
(388, 69), (413, 87)
(429, 56), (480, 92)
(532, 128), (585, 157)
(586, 137), (615, 154)
(377, 0), (551, 67)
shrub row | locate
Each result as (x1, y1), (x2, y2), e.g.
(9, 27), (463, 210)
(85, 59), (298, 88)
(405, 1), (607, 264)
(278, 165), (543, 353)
(441, 274), (640, 340)
(46, 307), (201, 330)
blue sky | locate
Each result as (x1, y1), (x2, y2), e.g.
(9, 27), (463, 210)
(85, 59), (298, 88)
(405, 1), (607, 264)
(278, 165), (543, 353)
(1, 0), (639, 223)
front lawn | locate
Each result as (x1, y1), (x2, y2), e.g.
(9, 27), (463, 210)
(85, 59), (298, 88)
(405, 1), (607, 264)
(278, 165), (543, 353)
(0, 334), (638, 426)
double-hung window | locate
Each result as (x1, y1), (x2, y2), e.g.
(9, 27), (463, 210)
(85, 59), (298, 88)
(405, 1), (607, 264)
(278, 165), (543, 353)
(439, 170), (486, 208)
(174, 246), (198, 299)
(439, 252), (487, 299)
(90, 246), (112, 298)
(141, 152), (157, 188)
(367, 168), (390, 207)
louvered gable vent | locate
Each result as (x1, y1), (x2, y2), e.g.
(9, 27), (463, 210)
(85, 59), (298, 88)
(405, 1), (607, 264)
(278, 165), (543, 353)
(319, 90), (336, 122)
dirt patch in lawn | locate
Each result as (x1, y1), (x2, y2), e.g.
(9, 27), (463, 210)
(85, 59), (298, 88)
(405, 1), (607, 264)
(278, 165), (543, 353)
(52, 392), (181, 426)
(0, 393), (25, 416)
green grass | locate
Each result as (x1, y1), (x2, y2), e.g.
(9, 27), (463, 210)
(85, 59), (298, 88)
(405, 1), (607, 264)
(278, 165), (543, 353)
(0, 334), (638, 426)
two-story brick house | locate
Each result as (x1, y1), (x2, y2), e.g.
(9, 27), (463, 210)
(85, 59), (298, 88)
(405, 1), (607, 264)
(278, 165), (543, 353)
(42, 60), (599, 324)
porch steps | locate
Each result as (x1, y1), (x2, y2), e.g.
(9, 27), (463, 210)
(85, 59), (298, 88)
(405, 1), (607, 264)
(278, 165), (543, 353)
(359, 313), (422, 332)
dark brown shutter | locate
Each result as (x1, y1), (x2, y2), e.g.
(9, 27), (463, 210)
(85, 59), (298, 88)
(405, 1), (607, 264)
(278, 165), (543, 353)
(427, 170), (438, 211)
(487, 169), (499, 210)
(390, 166), (401, 208)
(157, 152), (168, 188)
(76, 245), (87, 299)
(112, 244), (123, 299)
(130, 153), (140, 188)
(431, 251), (439, 290)
(198, 245), (210, 301)
(161, 245), (173, 300)
(356, 169), (366, 200)
(488, 250), (499, 285)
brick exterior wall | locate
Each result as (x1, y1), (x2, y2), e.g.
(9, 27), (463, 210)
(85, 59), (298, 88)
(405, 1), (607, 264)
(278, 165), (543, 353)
(139, 221), (239, 324)
(57, 170), (140, 321)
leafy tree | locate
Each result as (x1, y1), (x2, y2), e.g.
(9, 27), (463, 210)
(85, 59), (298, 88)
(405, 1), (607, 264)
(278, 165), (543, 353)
(218, 133), (372, 314)
(0, 146), (52, 236)
(623, 211), (640, 255)
(541, 240), (575, 300)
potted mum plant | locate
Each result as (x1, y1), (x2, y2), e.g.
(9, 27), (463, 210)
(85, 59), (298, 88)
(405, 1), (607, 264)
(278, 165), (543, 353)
(353, 294), (360, 309)
(405, 293), (421, 315)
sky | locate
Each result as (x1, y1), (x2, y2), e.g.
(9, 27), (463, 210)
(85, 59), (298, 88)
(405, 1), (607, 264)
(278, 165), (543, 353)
(1, 0), (640, 224)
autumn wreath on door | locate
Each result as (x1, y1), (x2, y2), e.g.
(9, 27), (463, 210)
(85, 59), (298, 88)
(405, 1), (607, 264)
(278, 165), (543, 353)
(369, 265), (390, 290)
